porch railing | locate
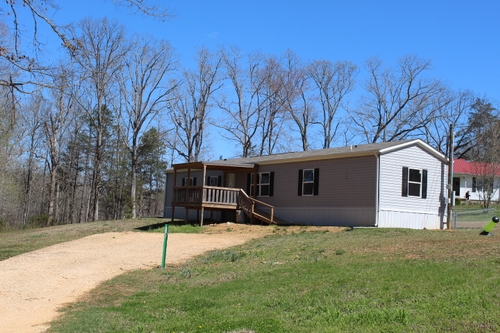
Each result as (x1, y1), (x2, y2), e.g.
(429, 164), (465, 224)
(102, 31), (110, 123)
(173, 186), (275, 224)
(203, 186), (240, 205)
(173, 186), (240, 207)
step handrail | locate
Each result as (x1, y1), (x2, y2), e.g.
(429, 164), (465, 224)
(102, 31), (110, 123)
(238, 190), (274, 224)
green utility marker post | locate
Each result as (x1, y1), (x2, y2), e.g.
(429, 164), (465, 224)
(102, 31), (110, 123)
(480, 216), (499, 236)
(161, 223), (169, 268)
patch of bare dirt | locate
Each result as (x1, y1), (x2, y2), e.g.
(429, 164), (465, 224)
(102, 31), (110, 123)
(0, 223), (344, 332)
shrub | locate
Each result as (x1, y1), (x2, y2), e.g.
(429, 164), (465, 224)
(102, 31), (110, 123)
(29, 214), (50, 228)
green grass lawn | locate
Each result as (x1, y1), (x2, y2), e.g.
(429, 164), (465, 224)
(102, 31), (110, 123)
(47, 227), (500, 333)
(452, 203), (498, 213)
(451, 203), (498, 228)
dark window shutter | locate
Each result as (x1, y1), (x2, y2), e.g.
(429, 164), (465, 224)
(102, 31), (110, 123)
(402, 167), (408, 197)
(269, 172), (274, 197)
(182, 178), (186, 186)
(206, 177), (210, 186)
(313, 168), (320, 196)
(218, 175), (222, 186)
(193, 177), (197, 186)
(298, 169), (303, 196)
(422, 169), (428, 199)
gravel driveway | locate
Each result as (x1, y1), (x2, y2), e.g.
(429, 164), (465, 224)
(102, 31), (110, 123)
(0, 224), (273, 333)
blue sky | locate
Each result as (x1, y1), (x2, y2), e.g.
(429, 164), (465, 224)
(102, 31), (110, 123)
(49, 0), (500, 157)
(55, 0), (500, 100)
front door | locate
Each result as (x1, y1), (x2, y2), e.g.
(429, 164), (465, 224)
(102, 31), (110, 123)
(227, 173), (235, 188)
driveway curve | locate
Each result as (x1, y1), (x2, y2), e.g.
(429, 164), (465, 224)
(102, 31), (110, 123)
(0, 224), (272, 333)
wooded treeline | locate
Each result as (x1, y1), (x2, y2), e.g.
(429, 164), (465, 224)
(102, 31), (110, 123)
(1, 2), (499, 229)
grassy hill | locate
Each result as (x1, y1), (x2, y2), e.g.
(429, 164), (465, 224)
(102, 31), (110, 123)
(40, 225), (500, 333)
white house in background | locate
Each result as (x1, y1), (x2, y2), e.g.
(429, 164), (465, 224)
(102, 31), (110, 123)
(452, 158), (500, 203)
(164, 139), (449, 229)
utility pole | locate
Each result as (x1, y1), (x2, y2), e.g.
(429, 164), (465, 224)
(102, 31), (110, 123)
(446, 124), (454, 230)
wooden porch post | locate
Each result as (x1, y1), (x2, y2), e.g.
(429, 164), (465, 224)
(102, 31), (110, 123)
(251, 167), (258, 224)
(201, 164), (207, 226)
(202, 164), (207, 188)
(186, 167), (191, 224)
(171, 167), (177, 223)
(200, 207), (204, 226)
(252, 169), (258, 198)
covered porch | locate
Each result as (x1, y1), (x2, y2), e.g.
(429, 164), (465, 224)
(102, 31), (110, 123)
(170, 161), (276, 225)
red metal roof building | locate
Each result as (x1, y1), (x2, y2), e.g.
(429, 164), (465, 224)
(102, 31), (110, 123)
(453, 158), (500, 176)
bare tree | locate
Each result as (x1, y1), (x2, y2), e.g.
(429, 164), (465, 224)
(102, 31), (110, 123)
(256, 57), (280, 155)
(0, 0), (171, 83)
(279, 51), (315, 151)
(0, 82), (26, 227)
(118, 35), (177, 218)
(19, 94), (44, 226)
(420, 90), (474, 156)
(216, 48), (269, 157)
(308, 60), (357, 148)
(169, 48), (222, 162)
(471, 159), (500, 208)
(70, 18), (128, 221)
(0, 21), (22, 89)
(40, 66), (76, 224)
(351, 56), (445, 143)
(464, 99), (500, 207)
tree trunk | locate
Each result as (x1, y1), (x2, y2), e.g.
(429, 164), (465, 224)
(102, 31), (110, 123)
(131, 146), (137, 219)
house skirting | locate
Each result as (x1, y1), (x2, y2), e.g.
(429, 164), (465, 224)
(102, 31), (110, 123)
(163, 207), (224, 223)
(273, 206), (376, 227)
(377, 209), (443, 229)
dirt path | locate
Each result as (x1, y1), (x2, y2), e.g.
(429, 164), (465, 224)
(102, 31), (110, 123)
(0, 223), (275, 333)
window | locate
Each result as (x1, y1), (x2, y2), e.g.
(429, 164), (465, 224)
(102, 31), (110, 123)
(298, 168), (319, 196)
(474, 177), (493, 193)
(402, 167), (427, 198)
(248, 172), (274, 197)
(206, 175), (222, 187)
(182, 177), (197, 186)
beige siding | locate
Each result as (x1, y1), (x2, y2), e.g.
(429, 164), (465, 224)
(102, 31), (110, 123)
(268, 155), (376, 207)
(233, 155), (378, 226)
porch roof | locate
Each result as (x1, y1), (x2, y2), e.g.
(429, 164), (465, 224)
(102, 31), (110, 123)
(172, 161), (257, 172)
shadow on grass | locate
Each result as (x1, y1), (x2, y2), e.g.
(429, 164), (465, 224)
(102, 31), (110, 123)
(135, 219), (209, 233)
(134, 220), (185, 231)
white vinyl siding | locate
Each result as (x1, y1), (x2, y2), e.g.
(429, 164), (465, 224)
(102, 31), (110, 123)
(379, 145), (446, 229)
